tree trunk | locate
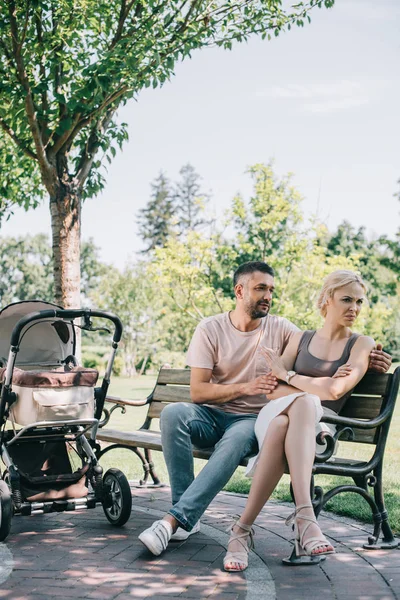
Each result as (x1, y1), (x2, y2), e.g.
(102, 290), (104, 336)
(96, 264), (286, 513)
(49, 182), (82, 309)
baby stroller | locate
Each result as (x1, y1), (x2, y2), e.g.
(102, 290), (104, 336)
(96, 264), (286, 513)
(0, 300), (132, 542)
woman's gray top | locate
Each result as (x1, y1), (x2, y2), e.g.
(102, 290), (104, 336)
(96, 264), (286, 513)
(293, 330), (360, 414)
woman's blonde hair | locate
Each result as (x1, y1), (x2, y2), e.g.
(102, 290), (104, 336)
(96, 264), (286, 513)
(317, 270), (367, 317)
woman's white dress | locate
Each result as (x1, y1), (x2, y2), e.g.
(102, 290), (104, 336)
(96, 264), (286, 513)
(245, 394), (337, 478)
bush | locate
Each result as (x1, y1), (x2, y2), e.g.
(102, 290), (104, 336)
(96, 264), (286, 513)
(82, 352), (105, 371)
(112, 354), (124, 376)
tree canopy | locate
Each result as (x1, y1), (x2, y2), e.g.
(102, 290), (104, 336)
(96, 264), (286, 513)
(0, 0), (335, 307)
(2, 161), (399, 371)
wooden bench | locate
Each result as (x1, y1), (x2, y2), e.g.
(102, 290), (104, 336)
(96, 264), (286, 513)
(96, 366), (400, 549)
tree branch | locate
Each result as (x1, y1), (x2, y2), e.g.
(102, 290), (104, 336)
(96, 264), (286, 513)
(8, 1), (54, 185)
(48, 113), (82, 156)
(75, 108), (116, 186)
(109, 0), (137, 50)
(34, 9), (50, 145)
(0, 116), (37, 160)
(51, 84), (128, 157)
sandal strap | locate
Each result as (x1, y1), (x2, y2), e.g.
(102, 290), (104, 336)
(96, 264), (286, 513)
(285, 504), (314, 527)
(286, 505), (332, 554)
(225, 519), (255, 551)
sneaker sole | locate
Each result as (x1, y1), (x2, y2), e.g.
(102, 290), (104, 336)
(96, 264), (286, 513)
(170, 524), (201, 542)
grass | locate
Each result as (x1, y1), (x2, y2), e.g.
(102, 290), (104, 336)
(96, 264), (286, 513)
(103, 370), (400, 535)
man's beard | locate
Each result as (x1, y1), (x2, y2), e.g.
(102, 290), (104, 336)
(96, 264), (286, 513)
(245, 300), (270, 319)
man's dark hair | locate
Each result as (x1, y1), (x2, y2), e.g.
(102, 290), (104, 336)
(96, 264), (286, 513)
(233, 261), (275, 287)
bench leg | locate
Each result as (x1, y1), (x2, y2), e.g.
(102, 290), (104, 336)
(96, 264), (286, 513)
(97, 444), (165, 488)
(310, 479), (388, 549)
(363, 464), (399, 550)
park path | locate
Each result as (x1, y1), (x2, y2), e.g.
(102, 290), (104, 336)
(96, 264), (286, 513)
(0, 486), (399, 600)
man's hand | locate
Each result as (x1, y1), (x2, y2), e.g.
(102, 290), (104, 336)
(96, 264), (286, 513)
(259, 347), (287, 380)
(369, 344), (392, 374)
(242, 373), (278, 396)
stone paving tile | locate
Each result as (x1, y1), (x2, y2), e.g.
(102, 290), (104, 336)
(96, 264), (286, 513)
(1, 487), (399, 600)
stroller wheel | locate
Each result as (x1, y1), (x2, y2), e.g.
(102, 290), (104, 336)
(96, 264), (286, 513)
(102, 468), (132, 527)
(0, 480), (12, 542)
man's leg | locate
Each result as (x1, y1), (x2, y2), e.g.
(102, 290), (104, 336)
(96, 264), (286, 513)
(169, 412), (257, 530)
(139, 409), (257, 555)
(160, 402), (223, 505)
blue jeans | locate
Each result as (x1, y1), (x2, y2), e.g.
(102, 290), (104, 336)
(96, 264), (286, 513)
(160, 403), (258, 531)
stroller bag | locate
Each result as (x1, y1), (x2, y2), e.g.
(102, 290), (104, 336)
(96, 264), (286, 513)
(0, 366), (98, 425)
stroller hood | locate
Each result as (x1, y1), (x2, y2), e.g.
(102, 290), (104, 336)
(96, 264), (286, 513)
(0, 300), (75, 367)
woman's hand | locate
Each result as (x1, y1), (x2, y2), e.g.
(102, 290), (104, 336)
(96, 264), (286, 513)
(332, 363), (353, 378)
(260, 347), (288, 381)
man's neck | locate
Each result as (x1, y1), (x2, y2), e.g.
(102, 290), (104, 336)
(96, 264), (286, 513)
(229, 309), (262, 332)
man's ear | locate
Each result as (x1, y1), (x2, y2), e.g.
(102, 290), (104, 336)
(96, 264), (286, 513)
(235, 283), (244, 300)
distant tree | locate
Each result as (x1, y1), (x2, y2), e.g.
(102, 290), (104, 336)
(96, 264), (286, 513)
(80, 238), (109, 303)
(91, 261), (164, 375)
(379, 180), (400, 277)
(213, 162), (304, 295)
(325, 221), (397, 302)
(137, 172), (175, 252)
(0, 234), (107, 307)
(173, 164), (213, 237)
(0, 1), (333, 308)
(0, 234), (53, 306)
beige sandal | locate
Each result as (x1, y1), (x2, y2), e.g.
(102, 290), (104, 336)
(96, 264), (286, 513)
(286, 504), (335, 557)
(223, 520), (254, 572)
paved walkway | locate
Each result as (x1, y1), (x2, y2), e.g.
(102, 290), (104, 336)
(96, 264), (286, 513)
(0, 486), (399, 600)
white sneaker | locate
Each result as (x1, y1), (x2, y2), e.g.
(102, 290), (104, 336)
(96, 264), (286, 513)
(138, 519), (173, 556)
(170, 521), (200, 541)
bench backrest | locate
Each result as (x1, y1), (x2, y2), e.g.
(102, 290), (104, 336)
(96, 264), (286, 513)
(144, 368), (399, 447)
(145, 368), (191, 425)
(339, 371), (397, 444)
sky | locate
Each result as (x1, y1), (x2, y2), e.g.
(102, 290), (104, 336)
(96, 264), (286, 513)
(2, 0), (400, 268)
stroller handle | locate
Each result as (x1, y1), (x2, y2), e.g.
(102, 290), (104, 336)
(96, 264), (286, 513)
(10, 309), (123, 348)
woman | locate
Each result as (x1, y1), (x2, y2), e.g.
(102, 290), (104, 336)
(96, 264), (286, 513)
(224, 270), (375, 571)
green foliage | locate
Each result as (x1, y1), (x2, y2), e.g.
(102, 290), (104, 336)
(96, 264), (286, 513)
(0, 0), (333, 218)
(0, 234), (54, 306)
(0, 134), (45, 221)
(173, 164), (213, 237)
(322, 220), (400, 354)
(213, 163), (305, 296)
(90, 261), (165, 375)
(137, 172), (175, 252)
(80, 238), (109, 303)
(82, 351), (105, 371)
(144, 162), (400, 357)
(0, 234), (107, 307)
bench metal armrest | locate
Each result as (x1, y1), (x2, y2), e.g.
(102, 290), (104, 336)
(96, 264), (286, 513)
(98, 394), (152, 428)
(105, 395), (150, 408)
(321, 403), (393, 430)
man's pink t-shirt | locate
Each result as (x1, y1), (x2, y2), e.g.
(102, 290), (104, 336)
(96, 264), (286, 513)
(186, 312), (299, 414)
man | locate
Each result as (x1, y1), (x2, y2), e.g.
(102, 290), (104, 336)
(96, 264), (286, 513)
(139, 261), (391, 556)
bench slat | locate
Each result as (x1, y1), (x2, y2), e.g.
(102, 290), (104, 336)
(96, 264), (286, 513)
(152, 385), (191, 403)
(157, 369), (191, 385)
(97, 428), (248, 465)
(340, 396), (383, 419)
(148, 402), (168, 419)
(352, 373), (391, 396)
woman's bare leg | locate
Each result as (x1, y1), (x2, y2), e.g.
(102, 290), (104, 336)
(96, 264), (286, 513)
(224, 415), (288, 570)
(240, 415), (289, 525)
(284, 394), (333, 554)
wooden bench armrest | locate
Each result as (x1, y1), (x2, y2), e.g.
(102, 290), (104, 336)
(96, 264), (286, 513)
(105, 395), (150, 408)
